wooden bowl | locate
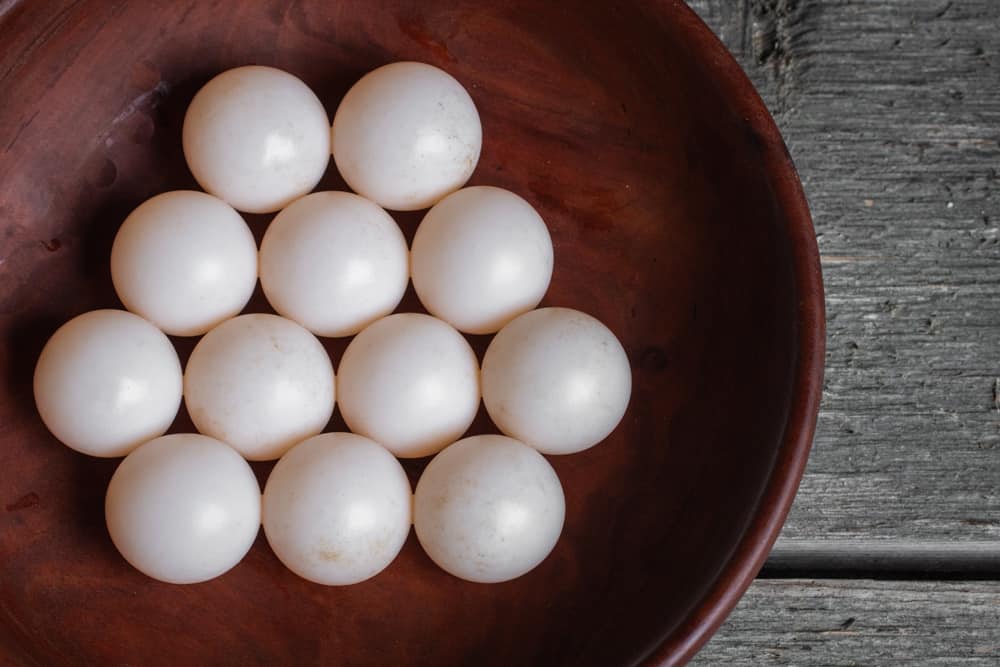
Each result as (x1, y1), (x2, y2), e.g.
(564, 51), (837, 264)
(0, 1), (824, 665)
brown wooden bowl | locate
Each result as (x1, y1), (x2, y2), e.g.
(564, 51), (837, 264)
(0, 1), (824, 665)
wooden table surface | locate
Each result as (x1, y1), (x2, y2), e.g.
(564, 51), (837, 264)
(684, 1), (1000, 663)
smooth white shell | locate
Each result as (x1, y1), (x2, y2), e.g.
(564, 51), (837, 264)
(336, 313), (480, 458)
(411, 186), (553, 334)
(105, 434), (261, 584)
(184, 314), (335, 461)
(111, 191), (258, 336)
(481, 307), (632, 455)
(262, 433), (412, 585)
(183, 66), (330, 213)
(414, 435), (565, 583)
(259, 191), (409, 337)
(331, 61), (481, 211)
(33, 309), (182, 457)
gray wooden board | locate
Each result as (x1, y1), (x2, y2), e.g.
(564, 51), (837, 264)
(684, 0), (1000, 546)
(693, 579), (1000, 665)
(683, 1), (1000, 663)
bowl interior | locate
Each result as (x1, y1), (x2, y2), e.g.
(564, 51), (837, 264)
(0, 2), (813, 665)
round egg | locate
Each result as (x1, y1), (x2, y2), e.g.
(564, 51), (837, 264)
(411, 186), (553, 334)
(481, 307), (632, 455)
(105, 434), (261, 584)
(331, 61), (481, 211)
(259, 191), (408, 337)
(262, 433), (412, 585)
(184, 314), (335, 461)
(336, 313), (479, 458)
(183, 66), (330, 213)
(111, 191), (258, 336)
(33, 309), (182, 457)
(413, 435), (565, 583)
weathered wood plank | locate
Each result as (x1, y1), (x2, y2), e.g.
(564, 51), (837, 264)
(686, 0), (1000, 542)
(695, 579), (1000, 665)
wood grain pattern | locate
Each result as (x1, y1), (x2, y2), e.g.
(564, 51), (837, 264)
(694, 579), (1000, 666)
(689, 0), (1000, 544)
(689, 2), (1000, 663)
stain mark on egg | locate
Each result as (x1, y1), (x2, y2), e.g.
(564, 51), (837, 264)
(316, 548), (341, 563)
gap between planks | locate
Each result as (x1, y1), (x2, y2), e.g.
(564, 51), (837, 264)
(763, 540), (1000, 580)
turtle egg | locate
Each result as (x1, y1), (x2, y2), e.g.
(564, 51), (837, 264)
(183, 314), (335, 461)
(414, 435), (565, 583)
(336, 313), (479, 458)
(183, 65), (330, 213)
(111, 190), (257, 337)
(34, 309), (182, 457)
(259, 191), (408, 337)
(481, 307), (631, 455)
(105, 433), (261, 584)
(263, 433), (412, 585)
(331, 61), (481, 211)
(411, 186), (553, 334)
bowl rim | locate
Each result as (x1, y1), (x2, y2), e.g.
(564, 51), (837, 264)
(641, 2), (826, 665)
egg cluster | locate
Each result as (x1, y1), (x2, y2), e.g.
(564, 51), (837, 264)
(33, 63), (632, 586)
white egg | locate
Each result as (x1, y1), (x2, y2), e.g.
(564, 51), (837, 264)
(105, 433), (261, 584)
(481, 307), (632, 455)
(111, 191), (258, 337)
(259, 191), (408, 337)
(182, 66), (330, 214)
(184, 314), (335, 461)
(413, 435), (565, 583)
(336, 313), (479, 458)
(411, 186), (553, 334)
(33, 309), (182, 458)
(331, 61), (481, 211)
(262, 433), (412, 585)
